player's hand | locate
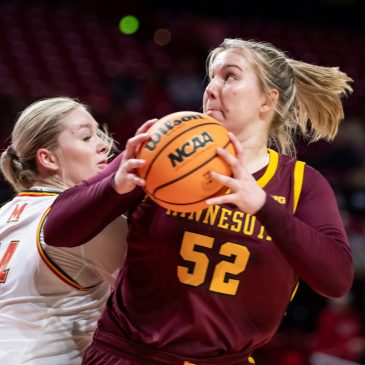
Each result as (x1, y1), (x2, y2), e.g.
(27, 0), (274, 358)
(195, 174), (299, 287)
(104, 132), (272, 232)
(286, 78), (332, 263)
(113, 118), (157, 195)
(206, 132), (267, 214)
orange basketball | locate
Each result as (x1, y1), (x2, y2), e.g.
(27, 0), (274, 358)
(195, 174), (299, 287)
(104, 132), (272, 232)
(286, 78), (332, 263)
(137, 111), (236, 212)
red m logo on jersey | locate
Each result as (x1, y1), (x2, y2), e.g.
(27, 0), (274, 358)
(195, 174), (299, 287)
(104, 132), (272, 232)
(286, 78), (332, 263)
(7, 204), (28, 222)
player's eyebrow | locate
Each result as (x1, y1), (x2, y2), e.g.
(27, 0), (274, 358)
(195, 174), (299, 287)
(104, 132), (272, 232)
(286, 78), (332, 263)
(222, 64), (243, 71)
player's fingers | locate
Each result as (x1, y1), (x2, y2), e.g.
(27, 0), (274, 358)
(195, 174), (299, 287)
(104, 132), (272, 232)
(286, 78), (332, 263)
(216, 147), (242, 178)
(135, 118), (158, 135)
(114, 164), (146, 194)
(126, 173), (145, 186)
(209, 170), (239, 190)
(121, 158), (146, 172)
(206, 193), (235, 206)
(124, 133), (150, 160)
(228, 132), (245, 166)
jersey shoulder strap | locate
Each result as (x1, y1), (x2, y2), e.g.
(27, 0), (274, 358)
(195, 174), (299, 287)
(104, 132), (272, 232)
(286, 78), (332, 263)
(293, 160), (306, 214)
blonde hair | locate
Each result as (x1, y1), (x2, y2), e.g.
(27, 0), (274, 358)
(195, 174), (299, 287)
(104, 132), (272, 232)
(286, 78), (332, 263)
(206, 38), (353, 155)
(1, 97), (114, 192)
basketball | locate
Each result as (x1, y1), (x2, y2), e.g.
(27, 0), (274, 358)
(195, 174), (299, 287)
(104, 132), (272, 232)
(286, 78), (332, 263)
(137, 111), (236, 212)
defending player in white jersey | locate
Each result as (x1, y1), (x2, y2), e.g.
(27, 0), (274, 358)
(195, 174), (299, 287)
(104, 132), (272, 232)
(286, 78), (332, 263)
(0, 97), (127, 365)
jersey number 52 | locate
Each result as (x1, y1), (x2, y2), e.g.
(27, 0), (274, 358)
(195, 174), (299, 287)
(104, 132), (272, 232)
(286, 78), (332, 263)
(177, 231), (250, 296)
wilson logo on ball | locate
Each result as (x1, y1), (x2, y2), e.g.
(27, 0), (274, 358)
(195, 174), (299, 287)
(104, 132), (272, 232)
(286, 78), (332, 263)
(137, 111), (236, 212)
(144, 113), (204, 152)
(168, 132), (214, 167)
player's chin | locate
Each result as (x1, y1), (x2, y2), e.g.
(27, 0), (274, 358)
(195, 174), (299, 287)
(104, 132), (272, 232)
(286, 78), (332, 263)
(96, 163), (108, 172)
(205, 110), (224, 122)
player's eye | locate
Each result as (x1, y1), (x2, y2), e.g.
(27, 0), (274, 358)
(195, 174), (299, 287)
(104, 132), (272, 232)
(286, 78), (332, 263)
(225, 72), (236, 81)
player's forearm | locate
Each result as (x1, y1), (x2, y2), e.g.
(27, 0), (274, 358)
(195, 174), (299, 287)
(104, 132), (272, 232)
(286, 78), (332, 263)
(44, 153), (143, 247)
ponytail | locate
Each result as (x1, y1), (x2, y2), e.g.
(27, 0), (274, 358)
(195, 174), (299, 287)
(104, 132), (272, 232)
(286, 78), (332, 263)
(288, 59), (353, 142)
(0, 146), (35, 192)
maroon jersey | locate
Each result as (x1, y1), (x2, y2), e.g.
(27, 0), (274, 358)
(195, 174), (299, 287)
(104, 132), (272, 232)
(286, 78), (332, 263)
(44, 149), (353, 363)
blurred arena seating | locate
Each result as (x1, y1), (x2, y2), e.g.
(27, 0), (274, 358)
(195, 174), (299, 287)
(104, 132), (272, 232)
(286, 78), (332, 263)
(0, 2), (364, 116)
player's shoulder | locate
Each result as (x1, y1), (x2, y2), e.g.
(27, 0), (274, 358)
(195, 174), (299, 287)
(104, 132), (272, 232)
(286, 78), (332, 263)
(1, 189), (60, 216)
(294, 161), (334, 199)
(16, 189), (61, 198)
(276, 153), (303, 177)
(299, 161), (328, 183)
(276, 153), (331, 191)
(278, 153), (323, 177)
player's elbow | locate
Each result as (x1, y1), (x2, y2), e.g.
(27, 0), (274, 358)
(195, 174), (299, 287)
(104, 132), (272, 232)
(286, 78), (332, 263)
(322, 265), (354, 299)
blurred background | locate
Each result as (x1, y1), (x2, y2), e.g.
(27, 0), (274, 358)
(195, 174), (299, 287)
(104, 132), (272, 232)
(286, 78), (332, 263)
(0, 0), (364, 363)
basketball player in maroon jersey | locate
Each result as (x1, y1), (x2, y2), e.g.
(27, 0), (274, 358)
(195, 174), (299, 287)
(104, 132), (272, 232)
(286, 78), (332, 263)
(44, 39), (354, 365)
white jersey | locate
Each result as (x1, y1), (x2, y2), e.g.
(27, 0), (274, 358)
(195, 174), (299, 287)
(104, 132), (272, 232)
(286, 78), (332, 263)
(0, 187), (128, 365)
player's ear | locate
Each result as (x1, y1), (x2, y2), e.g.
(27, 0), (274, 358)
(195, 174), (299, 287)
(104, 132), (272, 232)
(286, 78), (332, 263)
(35, 148), (59, 172)
(260, 89), (279, 113)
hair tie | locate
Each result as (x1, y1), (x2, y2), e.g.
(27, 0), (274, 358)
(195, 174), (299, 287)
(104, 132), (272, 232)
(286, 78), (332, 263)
(7, 145), (19, 160)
